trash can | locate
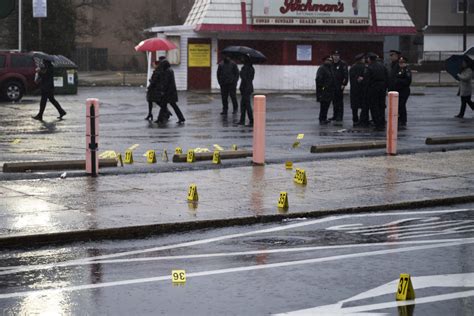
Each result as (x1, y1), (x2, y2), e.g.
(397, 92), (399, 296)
(52, 56), (78, 95)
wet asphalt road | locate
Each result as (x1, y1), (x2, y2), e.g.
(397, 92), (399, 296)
(1, 86), (473, 165)
(0, 204), (472, 315)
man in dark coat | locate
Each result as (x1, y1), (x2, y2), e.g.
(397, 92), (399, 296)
(330, 50), (348, 124)
(364, 53), (388, 131)
(316, 55), (336, 124)
(147, 60), (171, 122)
(158, 59), (185, 124)
(387, 50), (401, 92)
(217, 55), (239, 115)
(237, 57), (254, 126)
(394, 56), (412, 127)
(349, 53), (366, 125)
(32, 60), (66, 120)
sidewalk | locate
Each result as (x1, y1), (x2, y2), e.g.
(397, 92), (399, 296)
(1, 150), (472, 246)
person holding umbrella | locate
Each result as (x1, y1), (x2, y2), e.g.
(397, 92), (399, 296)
(455, 56), (474, 118)
(32, 59), (66, 121)
(217, 54), (240, 115)
(158, 58), (185, 124)
(237, 56), (255, 126)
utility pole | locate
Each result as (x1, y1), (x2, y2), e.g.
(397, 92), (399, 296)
(18, 0), (22, 51)
(463, 0), (467, 51)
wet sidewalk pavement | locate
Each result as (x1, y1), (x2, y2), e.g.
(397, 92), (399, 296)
(0, 150), (472, 243)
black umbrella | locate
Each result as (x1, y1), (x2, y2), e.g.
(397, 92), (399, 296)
(31, 51), (57, 62)
(221, 46), (267, 63)
(445, 54), (473, 81)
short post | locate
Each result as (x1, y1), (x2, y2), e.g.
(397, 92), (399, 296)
(386, 91), (399, 156)
(86, 98), (100, 176)
(253, 95), (266, 165)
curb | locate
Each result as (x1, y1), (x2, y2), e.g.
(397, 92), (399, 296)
(1, 195), (473, 249)
(426, 135), (474, 145)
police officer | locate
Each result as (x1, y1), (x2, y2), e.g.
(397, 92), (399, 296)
(394, 56), (412, 128)
(364, 53), (388, 131)
(330, 50), (348, 125)
(349, 53), (366, 125)
(387, 49), (401, 92)
(316, 55), (336, 124)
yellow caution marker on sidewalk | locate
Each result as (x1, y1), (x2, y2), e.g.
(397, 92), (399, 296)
(124, 150), (134, 164)
(294, 168), (307, 185)
(396, 273), (415, 301)
(175, 147), (183, 155)
(187, 184), (198, 202)
(146, 150), (157, 164)
(278, 192), (289, 209)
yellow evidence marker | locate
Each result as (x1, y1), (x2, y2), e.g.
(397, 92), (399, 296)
(146, 150), (157, 164)
(212, 150), (221, 164)
(396, 273), (415, 301)
(11, 139), (21, 144)
(124, 150), (134, 164)
(278, 192), (289, 209)
(231, 144), (238, 151)
(297, 134), (305, 140)
(292, 134), (305, 148)
(99, 150), (117, 159)
(294, 168), (307, 185)
(285, 161), (293, 170)
(187, 184), (199, 202)
(187, 149), (196, 163)
(175, 147), (183, 155)
(213, 144), (224, 151)
(127, 144), (140, 151)
(162, 150), (169, 162)
(171, 270), (186, 284)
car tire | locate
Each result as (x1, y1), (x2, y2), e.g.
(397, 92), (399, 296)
(2, 80), (24, 102)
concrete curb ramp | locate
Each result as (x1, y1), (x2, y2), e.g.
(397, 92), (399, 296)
(426, 135), (474, 145)
(2, 159), (117, 173)
(1, 195), (472, 249)
(311, 141), (386, 153)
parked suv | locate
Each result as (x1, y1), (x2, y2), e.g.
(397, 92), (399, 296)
(0, 51), (37, 102)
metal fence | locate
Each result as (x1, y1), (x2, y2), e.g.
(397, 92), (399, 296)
(71, 48), (147, 72)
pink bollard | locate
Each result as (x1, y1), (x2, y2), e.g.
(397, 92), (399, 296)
(253, 95), (266, 165)
(86, 98), (100, 176)
(386, 91), (399, 156)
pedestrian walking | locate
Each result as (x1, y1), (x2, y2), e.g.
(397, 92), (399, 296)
(387, 50), (401, 92)
(316, 55), (336, 124)
(364, 53), (388, 131)
(330, 50), (348, 124)
(158, 59), (185, 124)
(217, 55), (240, 115)
(146, 60), (169, 122)
(236, 56), (254, 126)
(349, 53), (366, 125)
(455, 56), (474, 118)
(32, 60), (66, 121)
(394, 56), (412, 127)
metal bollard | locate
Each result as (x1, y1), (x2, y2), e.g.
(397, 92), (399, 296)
(253, 95), (266, 165)
(386, 91), (399, 156)
(86, 98), (100, 176)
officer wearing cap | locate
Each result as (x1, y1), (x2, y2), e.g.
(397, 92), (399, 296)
(387, 49), (401, 91)
(363, 53), (388, 131)
(394, 56), (412, 128)
(349, 53), (366, 125)
(316, 55), (336, 124)
(330, 50), (349, 125)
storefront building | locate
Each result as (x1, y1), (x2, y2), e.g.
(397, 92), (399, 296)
(147, 0), (415, 91)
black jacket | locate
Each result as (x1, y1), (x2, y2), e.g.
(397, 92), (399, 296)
(39, 64), (55, 93)
(239, 63), (254, 95)
(349, 62), (366, 108)
(394, 66), (412, 94)
(159, 60), (178, 103)
(147, 68), (162, 103)
(316, 64), (336, 103)
(332, 60), (348, 87)
(217, 59), (239, 86)
(387, 61), (400, 91)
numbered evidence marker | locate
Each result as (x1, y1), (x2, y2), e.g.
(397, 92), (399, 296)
(146, 150), (157, 164)
(124, 150), (134, 164)
(187, 184), (199, 202)
(292, 133), (305, 148)
(175, 147), (183, 155)
(277, 192), (289, 209)
(293, 168), (307, 185)
(285, 161), (293, 170)
(171, 270), (186, 284)
(187, 149), (196, 163)
(396, 273), (415, 301)
(212, 150), (221, 164)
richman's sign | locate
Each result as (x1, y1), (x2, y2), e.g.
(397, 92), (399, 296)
(252, 0), (370, 26)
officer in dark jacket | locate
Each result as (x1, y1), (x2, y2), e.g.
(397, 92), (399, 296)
(157, 59), (185, 124)
(394, 56), (412, 127)
(330, 50), (348, 124)
(316, 55), (336, 124)
(237, 57), (254, 126)
(32, 60), (66, 121)
(217, 55), (240, 115)
(387, 50), (401, 92)
(364, 53), (388, 131)
(349, 53), (366, 125)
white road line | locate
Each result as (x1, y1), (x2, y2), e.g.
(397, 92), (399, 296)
(0, 208), (471, 276)
(394, 228), (474, 240)
(363, 220), (473, 236)
(0, 238), (473, 300)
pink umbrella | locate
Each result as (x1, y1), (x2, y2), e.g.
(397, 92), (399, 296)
(135, 38), (177, 52)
